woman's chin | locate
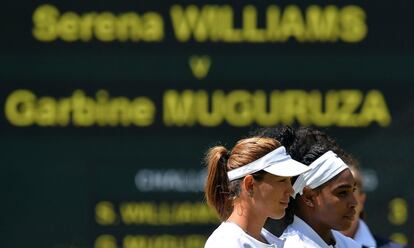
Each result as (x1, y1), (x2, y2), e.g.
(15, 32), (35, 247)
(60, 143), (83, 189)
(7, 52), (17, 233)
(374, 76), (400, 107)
(269, 211), (285, 220)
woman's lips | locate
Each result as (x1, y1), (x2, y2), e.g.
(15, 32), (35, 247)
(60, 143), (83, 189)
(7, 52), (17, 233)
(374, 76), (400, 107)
(343, 210), (356, 220)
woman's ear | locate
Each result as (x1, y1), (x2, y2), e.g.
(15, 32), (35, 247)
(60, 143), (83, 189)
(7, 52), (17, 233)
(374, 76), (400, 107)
(243, 175), (254, 197)
(301, 187), (317, 208)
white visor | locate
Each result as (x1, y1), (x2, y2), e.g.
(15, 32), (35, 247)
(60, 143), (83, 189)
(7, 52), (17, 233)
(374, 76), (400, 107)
(227, 146), (310, 181)
(292, 150), (349, 198)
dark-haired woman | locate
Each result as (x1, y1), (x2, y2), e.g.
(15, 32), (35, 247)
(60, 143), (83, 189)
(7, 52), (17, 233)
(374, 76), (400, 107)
(204, 137), (309, 248)
(260, 127), (361, 247)
(253, 126), (360, 248)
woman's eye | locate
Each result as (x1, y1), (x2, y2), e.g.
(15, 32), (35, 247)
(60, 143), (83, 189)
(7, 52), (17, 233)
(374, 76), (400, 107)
(278, 178), (290, 182)
(338, 191), (348, 196)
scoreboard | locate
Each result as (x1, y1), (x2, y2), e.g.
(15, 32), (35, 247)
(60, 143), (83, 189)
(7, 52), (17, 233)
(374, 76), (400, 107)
(1, 0), (413, 247)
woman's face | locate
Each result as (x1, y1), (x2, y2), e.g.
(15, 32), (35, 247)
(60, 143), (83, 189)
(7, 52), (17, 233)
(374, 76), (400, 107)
(254, 173), (294, 219)
(313, 169), (358, 231)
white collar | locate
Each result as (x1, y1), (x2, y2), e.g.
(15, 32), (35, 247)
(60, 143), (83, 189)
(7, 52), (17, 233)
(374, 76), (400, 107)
(283, 216), (360, 248)
(261, 228), (285, 248)
(353, 220), (377, 247)
(290, 215), (337, 247)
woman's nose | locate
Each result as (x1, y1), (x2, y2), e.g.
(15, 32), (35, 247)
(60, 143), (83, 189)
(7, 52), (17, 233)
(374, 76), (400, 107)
(286, 179), (294, 196)
(349, 191), (358, 207)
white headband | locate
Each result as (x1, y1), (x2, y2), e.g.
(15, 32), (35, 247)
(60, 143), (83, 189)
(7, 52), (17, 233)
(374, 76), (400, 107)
(227, 146), (309, 181)
(292, 151), (348, 198)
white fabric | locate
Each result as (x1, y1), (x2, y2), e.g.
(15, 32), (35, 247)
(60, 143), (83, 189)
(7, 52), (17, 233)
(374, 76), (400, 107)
(280, 215), (361, 248)
(227, 146), (310, 181)
(204, 222), (284, 248)
(353, 219), (377, 248)
(292, 151), (348, 197)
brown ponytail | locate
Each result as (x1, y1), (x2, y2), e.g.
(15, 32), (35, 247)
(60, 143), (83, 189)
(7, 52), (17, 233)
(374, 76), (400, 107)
(204, 146), (231, 221)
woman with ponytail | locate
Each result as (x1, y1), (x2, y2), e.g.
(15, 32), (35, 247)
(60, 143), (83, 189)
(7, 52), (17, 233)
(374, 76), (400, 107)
(204, 137), (309, 248)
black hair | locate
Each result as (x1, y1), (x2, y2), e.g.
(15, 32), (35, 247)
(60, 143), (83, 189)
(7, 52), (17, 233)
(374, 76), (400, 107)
(250, 125), (296, 151)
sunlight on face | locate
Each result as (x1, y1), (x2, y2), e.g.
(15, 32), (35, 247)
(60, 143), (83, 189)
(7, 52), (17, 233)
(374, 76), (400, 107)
(254, 173), (294, 219)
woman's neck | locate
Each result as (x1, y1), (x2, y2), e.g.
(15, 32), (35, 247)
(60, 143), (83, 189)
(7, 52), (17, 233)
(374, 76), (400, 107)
(296, 211), (335, 246)
(227, 204), (267, 243)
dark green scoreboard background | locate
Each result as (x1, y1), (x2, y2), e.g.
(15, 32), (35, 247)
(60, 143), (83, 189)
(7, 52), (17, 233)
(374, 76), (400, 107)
(1, 1), (413, 247)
